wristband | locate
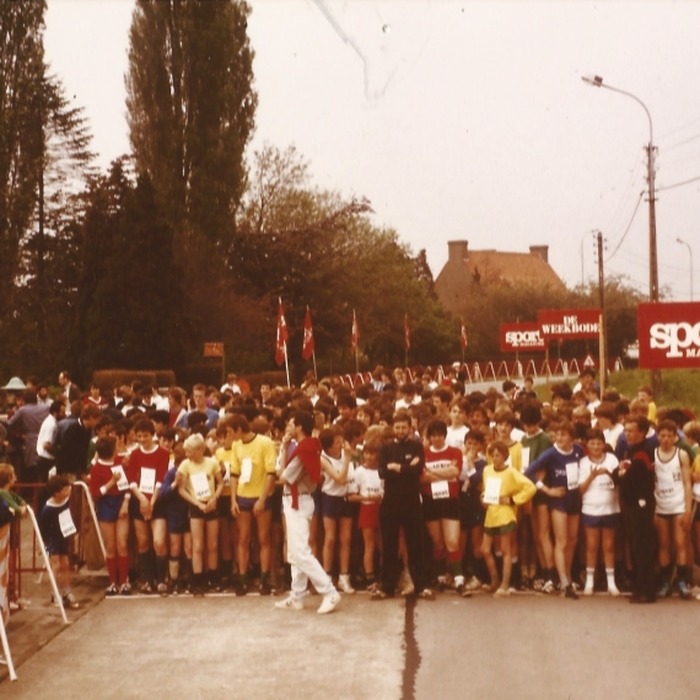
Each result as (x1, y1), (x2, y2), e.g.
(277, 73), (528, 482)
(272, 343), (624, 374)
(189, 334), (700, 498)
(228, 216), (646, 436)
(100, 485), (108, 496)
(536, 480), (544, 490)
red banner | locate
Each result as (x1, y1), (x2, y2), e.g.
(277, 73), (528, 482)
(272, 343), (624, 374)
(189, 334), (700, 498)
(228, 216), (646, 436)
(538, 308), (600, 339)
(275, 299), (288, 366)
(302, 306), (315, 360)
(500, 323), (546, 352)
(638, 301), (700, 369)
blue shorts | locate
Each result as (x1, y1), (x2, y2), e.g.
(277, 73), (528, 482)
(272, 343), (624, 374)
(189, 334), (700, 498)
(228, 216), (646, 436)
(129, 497), (167, 521)
(423, 496), (460, 522)
(237, 495), (271, 513)
(96, 494), (125, 523)
(582, 513), (620, 529)
(188, 504), (218, 521)
(548, 490), (582, 516)
(321, 493), (353, 519)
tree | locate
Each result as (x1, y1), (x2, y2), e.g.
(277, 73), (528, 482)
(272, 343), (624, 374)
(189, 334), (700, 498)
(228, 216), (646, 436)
(0, 1), (46, 364)
(71, 160), (186, 378)
(126, 0), (257, 260)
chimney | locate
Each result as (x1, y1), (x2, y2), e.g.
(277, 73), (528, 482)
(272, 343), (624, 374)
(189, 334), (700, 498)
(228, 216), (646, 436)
(448, 240), (469, 264)
(529, 245), (549, 263)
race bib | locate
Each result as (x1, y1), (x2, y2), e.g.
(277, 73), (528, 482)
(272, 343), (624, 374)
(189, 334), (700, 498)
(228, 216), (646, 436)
(58, 508), (77, 537)
(111, 466), (129, 491)
(692, 482), (700, 501)
(483, 477), (502, 505)
(566, 462), (579, 490)
(223, 462), (231, 487)
(430, 480), (450, 500)
(521, 447), (531, 469)
(240, 457), (253, 485)
(139, 467), (156, 495)
(190, 472), (211, 500)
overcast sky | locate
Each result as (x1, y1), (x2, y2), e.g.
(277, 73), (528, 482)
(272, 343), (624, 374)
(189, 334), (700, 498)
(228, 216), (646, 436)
(44, 0), (700, 302)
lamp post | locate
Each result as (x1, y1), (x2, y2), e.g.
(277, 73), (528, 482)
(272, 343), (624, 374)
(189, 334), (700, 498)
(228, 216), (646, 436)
(675, 237), (693, 301)
(582, 74), (660, 393)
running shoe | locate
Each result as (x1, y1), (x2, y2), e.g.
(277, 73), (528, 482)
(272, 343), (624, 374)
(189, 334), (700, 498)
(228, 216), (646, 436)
(105, 583), (119, 597)
(678, 580), (693, 600)
(607, 583), (621, 597)
(317, 591), (341, 614)
(541, 580), (555, 594)
(370, 588), (390, 601)
(532, 578), (545, 592)
(63, 593), (80, 609)
(493, 588), (511, 598)
(275, 596), (303, 611)
(119, 582), (132, 596)
(583, 586), (594, 597)
(259, 580), (272, 596)
(157, 582), (168, 596)
(417, 588), (435, 601)
(657, 581), (672, 598)
(564, 584), (579, 600)
(465, 576), (482, 591)
(140, 582), (154, 595)
(338, 574), (355, 594)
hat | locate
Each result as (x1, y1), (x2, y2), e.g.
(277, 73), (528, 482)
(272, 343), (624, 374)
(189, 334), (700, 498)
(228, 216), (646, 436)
(2, 376), (26, 391)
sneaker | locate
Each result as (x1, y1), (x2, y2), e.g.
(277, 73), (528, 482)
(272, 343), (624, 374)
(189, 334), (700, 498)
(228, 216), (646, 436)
(542, 580), (555, 594)
(583, 586), (594, 597)
(370, 587), (391, 600)
(399, 579), (415, 597)
(657, 581), (672, 598)
(63, 593), (79, 609)
(119, 582), (132, 596)
(259, 580), (272, 596)
(234, 582), (248, 597)
(275, 596), (303, 611)
(678, 581), (692, 600)
(105, 583), (119, 597)
(532, 578), (545, 592)
(338, 574), (355, 594)
(465, 575), (482, 591)
(436, 574), (452, 591)
(493, 587), (511, 597)
(417, 588), (435, 601)
(607, 583), (621, 597)
(157, 582), (169, 596)
(317, 591), (341, 614)
(140, 582), (154, 595)
(564, 584), (579, 600)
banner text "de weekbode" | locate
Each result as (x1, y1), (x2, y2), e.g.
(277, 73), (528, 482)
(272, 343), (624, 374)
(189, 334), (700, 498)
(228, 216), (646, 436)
(537, 309), (601, 340)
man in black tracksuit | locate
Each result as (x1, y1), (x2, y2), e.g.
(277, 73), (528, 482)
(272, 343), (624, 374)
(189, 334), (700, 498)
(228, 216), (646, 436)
(375, 410), (433, 599)
(617, 416), (656, 603)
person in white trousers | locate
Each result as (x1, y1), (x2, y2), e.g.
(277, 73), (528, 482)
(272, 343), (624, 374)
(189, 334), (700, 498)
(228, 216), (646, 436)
(276, 411), (341, 614)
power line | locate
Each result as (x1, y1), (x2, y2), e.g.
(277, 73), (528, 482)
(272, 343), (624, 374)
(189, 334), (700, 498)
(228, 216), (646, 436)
(605, 190), (644, 261)
(657, 174), (700, 192)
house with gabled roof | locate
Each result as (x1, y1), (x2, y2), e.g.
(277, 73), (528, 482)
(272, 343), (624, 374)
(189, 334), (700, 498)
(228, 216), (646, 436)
(434, 240), (566, 316)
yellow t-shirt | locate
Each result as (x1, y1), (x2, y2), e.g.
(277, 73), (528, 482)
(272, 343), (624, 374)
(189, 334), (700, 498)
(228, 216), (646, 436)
(177, 457), (220, 502)
(482, 464), (536, 529)
(215, 446), (235, 497)
(230, 434), (277, 499)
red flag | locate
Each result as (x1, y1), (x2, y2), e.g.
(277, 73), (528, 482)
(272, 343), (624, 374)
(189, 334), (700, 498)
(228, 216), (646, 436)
(275, 299), (288, 366)
(350, 309), (359, 355)
(460, 317), (468, 350)
(302, 306), (315, 360)
(404, 313), (411, 352)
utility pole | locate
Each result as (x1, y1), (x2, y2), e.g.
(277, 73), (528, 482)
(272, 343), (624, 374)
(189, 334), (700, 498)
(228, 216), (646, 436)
(596, 231), (607, 394)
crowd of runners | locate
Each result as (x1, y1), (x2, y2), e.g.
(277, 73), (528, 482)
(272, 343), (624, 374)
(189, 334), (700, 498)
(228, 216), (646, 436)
(2, 365), (700, 611)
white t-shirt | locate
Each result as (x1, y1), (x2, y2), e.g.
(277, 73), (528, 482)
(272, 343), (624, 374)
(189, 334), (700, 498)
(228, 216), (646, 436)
(351, 465), (384, 504)
(321, 451), (351, 497)
(579, 452), (620, 516)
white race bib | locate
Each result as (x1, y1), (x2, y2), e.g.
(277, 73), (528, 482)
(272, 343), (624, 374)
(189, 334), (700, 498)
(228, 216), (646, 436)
(112, 466), (129, 491)
(190, 472), (211, 500)
(240, 457), (253, 485)
(483, 477), (502, 505)
(430, 480), (450, 500)
(58, 508), (77, 537)
(566, 462), (579, 490)
(139, 467), (156, 495)
(521, 447), (531, 469)
(223, 462), (231, 487)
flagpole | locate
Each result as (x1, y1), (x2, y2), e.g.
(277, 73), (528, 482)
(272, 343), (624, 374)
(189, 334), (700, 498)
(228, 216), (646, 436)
(283, 342), (290, 388)
(312, 350), (318, 380)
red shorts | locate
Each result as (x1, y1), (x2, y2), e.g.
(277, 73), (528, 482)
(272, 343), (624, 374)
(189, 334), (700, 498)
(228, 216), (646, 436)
(358, 502), (379, 530)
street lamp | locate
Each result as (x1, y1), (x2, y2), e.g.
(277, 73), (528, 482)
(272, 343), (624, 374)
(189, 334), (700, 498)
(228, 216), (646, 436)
(675, 237), (694, 301)
(582, 74), (660, 395)
(581, 75), (659, 304)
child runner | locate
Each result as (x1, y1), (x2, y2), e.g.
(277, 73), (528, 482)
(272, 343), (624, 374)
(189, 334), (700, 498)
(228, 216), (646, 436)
(177, 433), (223, 594)
(347, 438), (384, 591)
(420, 419), (465, 594)
(578, 428), (621, 596)
(653, 419), (693, 599)
(126, 418), (171, 593)
(458, 430), (487, 593)
(525, 420), (584, 599)
(480, 441), (536, 596)
(89, 436), (131, 595)
(39, 475), (79, 608)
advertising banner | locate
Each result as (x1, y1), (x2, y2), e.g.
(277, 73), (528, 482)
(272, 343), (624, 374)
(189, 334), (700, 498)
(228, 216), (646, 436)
(538, 308), (600, 339)
(500, 322), (546, 352)
(638, 301), (700, 369)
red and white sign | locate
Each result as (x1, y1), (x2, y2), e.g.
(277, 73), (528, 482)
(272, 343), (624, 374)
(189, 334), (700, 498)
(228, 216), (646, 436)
(500, 322), (546, 352)
(638, 301), (700, 369)
(538, 308), (600, 339)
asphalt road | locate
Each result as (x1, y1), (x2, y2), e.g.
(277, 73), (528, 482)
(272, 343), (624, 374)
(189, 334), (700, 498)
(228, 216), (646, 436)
(2, 589), (698, 699)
